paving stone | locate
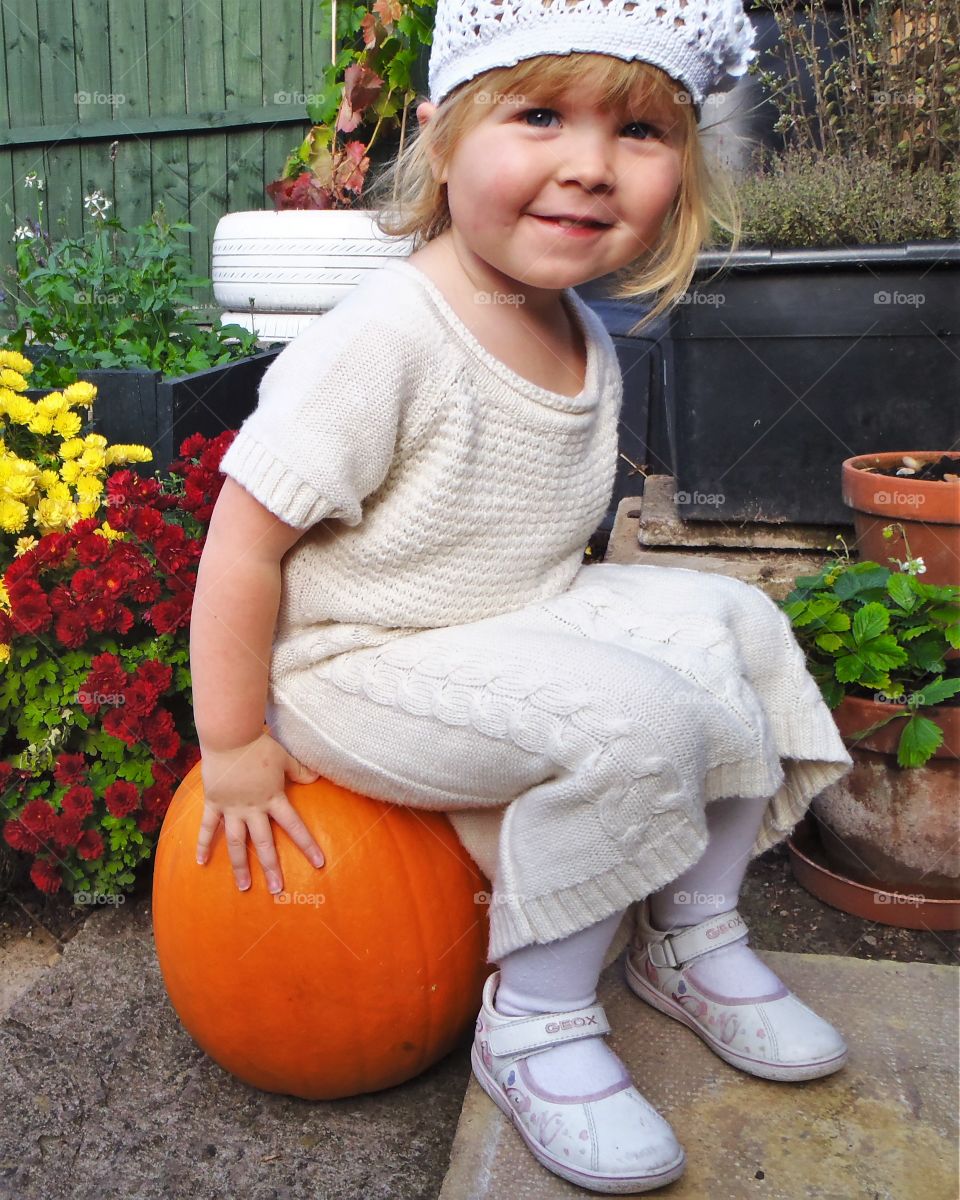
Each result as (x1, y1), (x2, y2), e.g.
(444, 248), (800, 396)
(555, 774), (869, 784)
(439, 951), (959, 1200)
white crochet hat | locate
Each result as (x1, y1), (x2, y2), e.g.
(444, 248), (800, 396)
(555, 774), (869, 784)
(427, 0), (758, 118)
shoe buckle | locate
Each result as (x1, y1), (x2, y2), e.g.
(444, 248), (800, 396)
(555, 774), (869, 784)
(648, 935), (680, 970)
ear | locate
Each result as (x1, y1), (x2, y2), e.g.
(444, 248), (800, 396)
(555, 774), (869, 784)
(416, 100), (447, 185)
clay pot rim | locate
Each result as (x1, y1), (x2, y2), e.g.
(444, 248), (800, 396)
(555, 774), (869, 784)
(841, 451), (960, 527)
(834, 693), (959, 760)
(842, 451), (960, 489)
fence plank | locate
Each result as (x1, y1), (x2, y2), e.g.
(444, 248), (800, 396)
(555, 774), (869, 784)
(145, 0), (189, 226)
(75, 0), (118, 240)
(36, 0), (83, 239)
(107, 0), (151, 229)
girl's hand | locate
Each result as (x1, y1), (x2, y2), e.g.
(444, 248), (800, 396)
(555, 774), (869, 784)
(195, 730), (326, 893)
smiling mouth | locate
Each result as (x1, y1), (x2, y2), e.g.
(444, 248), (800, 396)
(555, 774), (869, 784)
(529, 215), (612, 230)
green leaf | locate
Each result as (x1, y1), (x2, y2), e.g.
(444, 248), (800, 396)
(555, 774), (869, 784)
(912, 677), (960, 707)
(852, 602), (890, 643)
(897, 715), (943, 768)
(815, 633), (844, 652)
(886, 573), (917, 611)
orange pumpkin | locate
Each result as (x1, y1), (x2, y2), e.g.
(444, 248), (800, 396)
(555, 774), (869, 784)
(151, 760), (491, 1099)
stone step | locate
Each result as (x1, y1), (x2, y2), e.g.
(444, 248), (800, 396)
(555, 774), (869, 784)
(439, 950), (958, 1200)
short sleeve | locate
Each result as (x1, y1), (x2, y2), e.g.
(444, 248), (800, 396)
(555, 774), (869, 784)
(218, 311), (411, 530)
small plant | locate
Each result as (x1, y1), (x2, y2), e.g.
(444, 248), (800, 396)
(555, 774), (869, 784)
(0, 430), (235, 899)
(779, 526), (960, 767)
(4, 180), (259, 389)
(266, 0), (435, 210)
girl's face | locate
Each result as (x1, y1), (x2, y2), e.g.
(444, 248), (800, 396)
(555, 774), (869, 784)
(417, 77), (685, 297)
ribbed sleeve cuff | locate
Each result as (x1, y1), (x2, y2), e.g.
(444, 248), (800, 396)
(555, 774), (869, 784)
(218, 429), (337, 530)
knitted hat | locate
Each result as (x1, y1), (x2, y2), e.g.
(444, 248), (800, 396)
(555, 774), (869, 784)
(427, 0), (758, 119)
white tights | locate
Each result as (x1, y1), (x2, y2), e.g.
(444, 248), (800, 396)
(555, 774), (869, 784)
(494, 793), (780, 1094)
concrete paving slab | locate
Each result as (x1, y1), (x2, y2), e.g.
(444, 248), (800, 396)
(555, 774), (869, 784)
(0, 896), (473, 1200)
(439, 951), (959, 1200)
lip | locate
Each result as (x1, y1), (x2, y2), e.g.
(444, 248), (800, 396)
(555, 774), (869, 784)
(528, 214), (612, 238)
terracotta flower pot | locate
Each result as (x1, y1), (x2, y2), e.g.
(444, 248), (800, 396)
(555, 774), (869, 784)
(808, 693), (960, 910)
(841, 451), (960, 588)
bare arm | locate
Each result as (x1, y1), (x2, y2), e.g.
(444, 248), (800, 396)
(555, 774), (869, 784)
(190, 476), (305, 752)
(190, 478), (325, 890)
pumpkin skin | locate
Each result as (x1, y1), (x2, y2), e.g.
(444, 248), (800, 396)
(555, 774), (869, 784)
(151, 760), (492, 1099)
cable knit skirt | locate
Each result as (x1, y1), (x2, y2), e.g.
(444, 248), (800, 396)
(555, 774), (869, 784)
(266, 562), (853, 963)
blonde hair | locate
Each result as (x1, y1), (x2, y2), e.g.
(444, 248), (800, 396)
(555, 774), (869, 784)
(369, 52), (743, 333)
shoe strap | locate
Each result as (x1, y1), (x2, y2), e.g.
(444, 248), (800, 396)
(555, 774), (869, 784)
(647, 908), (748, 969)
(487, 1002), (611, 1059)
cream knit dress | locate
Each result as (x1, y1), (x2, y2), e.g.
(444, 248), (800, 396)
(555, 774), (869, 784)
(217, 258), (853, 963)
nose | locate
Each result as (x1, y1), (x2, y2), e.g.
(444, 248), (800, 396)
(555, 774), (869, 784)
(557, 126), (616, 191)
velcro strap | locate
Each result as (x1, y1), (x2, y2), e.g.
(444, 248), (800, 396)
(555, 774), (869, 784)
(649, 909), (748, 969)
(487, 1003), (610, 1058)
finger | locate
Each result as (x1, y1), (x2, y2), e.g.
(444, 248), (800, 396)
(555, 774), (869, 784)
(246, 811), (284, 894)
(286, 756), (321, 784)
(271, 795), (325, 867)
(223, 813), (252, 890)
(196, 805), (222, 865)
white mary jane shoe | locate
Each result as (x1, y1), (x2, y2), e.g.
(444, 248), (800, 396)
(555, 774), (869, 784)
(471, 968), (686, 1194)
(624, 899), (848, 1082)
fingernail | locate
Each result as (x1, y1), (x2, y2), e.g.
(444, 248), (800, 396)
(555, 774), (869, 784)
(196, 855), (205, 865)
(238, 876), (250, 891)
(267, 871), (282, 893)
(311, 853), (325, 868)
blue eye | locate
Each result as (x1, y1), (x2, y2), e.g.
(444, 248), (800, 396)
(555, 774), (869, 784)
(519, 108), (657, 139)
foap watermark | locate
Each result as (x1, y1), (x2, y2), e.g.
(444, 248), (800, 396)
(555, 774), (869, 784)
(673, 490), (725, 509)
(676, 291), (725, 306)
(874, 290), (925, 308)
(474, 90), (526, 106)
(475, 290), (526, 307)
(875, 891), (925, 907)
(672, 890), (725, 907)
(871, 91), (924, 107)
(76, 690), (125, 707)
(74, 891), (125, 906)
(273, 91), (324, 107)
(873, 688), (935, 707)
(872, 489), (925, 508)
(474, 890), (527, 908)
(274, 890), (326, 906)
(75, 91), (126, 107)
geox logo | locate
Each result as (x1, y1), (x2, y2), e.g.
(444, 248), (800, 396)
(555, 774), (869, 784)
(545, 1015), (598, 1034)
(706, 915), (744, 940)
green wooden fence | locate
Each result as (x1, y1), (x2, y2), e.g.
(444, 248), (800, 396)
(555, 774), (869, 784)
(0, 0), (335, 321)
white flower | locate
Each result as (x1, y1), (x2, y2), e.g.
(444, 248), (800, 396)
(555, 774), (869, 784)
(896, 557), (927, 576)
(23, 172), (43, 189)
(13, 224), (34, 241)
(83, 190), (112, 217)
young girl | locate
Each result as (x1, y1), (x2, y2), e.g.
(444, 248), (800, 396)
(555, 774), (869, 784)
(190, 0), (854, 1192)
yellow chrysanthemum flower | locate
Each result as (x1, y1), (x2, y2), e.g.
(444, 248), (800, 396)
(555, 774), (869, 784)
(0, 578), (10, 611)
(83, 433), (108, 449)
(33, 496), (76, 532)
(26, 412), (54, 436)
(76, 498), (101, 519)
(43, 480), (72, 504)
(58, 438), (84, 461)
(105, 443), (154, 465)
(4, 396), (34, 425)
(78, 447), (106, 472)
(37, 394), (65, 417)
(13, 534), (38, 556)
(0, 496), (29, 533)
(0, 367), (28, 392)
(0, 349), (33, 375)
(39, 468), (60, 490)
(62, 380), (98, 407)
(2, 471), (35, 501)
(53, 409), (83, 438)
(75, 473), (104, 498)
(60, 460), (83, 485)
(97, 521), (124, 541)
(0, 644), (10, 666)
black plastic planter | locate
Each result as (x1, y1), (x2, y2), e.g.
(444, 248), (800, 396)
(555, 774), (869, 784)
(667, 241), (960, 525)
(23, 347), (282, 476)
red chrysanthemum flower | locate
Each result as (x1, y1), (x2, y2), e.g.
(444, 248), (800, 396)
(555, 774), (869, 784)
(137, 661), (172, 694)
(19, 798), (57, 842)
(77, 829), (104, 860)
(30, 857), (63, 894)
(61, 785), (95, 819)
(52, 812), (84, 850)
(54, 754), (87, 786)
(3, 818), (41, 854)
(102, 705), (143, 746)
(104, 780), (140, 818)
